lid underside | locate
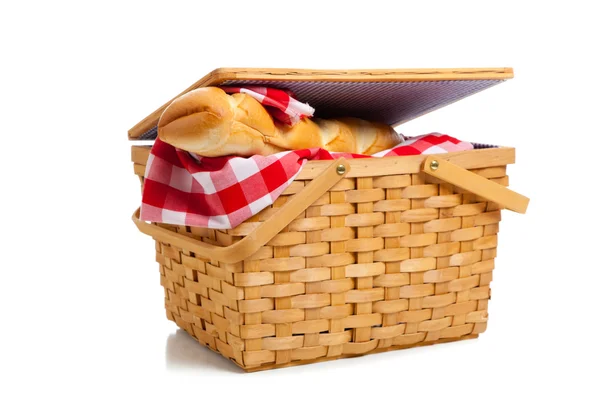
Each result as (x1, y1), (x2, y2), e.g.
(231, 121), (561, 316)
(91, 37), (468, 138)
(129, 68), (512, 140)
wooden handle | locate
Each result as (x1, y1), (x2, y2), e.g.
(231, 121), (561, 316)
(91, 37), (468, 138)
(133, 158), (351, 263)
(422, 156), (529, 214)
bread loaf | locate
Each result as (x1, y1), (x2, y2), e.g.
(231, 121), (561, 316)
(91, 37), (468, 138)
(158, 87), (402, 157)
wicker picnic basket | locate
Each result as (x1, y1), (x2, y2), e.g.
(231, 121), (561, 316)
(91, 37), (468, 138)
(130, 68), (528, 371)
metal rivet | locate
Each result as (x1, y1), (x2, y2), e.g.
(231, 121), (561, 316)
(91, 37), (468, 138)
(336, 164), (346, 175)
(430, 160), (439, 171)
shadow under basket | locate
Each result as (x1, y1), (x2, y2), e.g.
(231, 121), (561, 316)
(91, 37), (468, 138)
(132, 146), (528, 371)
(129, 67), (528, 371)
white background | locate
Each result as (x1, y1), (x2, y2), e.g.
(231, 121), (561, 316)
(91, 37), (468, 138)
(2, 1), (599, 399)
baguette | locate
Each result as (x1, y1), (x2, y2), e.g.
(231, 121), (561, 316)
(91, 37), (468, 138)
(158, 87), (402, 157)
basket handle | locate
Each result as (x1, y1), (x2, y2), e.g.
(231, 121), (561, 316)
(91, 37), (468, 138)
(132, 158), (351, 263)
(422, 156), (529, 213)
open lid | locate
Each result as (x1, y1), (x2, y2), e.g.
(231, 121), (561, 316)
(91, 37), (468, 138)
(128, 67), (513, 140)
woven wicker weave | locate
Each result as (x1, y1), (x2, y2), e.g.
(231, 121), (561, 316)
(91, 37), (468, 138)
(132, 146), (527, 371)
(130, 68), (527, 371)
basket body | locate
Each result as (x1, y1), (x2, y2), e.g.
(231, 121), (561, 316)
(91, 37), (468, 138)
(132, 146), (511, 371)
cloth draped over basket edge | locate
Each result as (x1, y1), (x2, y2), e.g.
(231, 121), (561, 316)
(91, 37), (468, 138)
(139, 86), (473, 229)
(140, 134), (473, 229)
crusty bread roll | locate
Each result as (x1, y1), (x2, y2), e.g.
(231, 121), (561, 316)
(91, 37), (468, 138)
(158, 87), (402, 157)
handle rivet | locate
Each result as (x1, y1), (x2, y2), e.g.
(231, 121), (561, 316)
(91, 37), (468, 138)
(430, 160), (439, 171)
(336, 164), (346, 175)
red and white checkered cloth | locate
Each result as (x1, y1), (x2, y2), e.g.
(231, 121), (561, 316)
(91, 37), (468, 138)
(140, 134), (473, 229)
(140, 86), (473, 228)
(221, 86), (315, 125)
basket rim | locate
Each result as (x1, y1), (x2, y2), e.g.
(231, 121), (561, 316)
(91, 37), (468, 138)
(295, 147), (514, 179)
(131, 146), (515, 180)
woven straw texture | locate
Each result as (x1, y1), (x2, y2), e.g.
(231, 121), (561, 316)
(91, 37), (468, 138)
(133, 150), (506, 371)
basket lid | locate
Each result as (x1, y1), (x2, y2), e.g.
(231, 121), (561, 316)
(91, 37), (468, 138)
(128, 67), (513, 140)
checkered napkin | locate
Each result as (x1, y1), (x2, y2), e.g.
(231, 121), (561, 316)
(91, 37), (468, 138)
(140, 134), (473, 229)
(222, 86), (315, 125)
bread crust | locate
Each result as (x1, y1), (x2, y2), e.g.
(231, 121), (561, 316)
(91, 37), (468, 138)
(158, 87), (402, 156)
